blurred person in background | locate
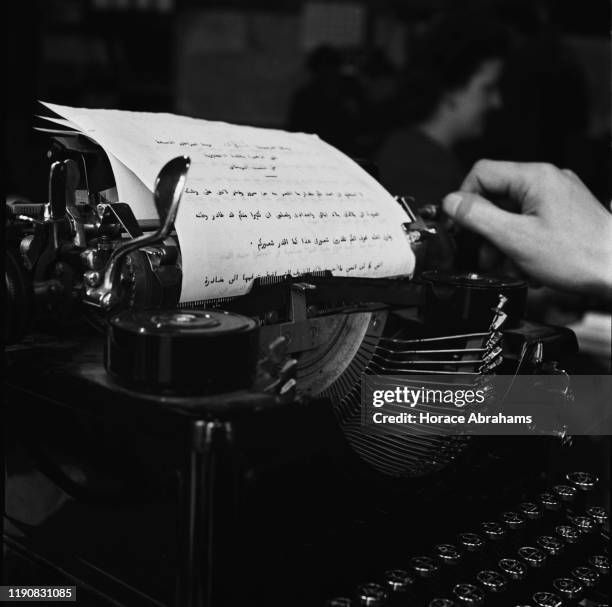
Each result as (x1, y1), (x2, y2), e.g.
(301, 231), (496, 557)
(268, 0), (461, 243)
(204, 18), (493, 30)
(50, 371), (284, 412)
(375, 13), (510, 208)
(375, 13), (509, 270)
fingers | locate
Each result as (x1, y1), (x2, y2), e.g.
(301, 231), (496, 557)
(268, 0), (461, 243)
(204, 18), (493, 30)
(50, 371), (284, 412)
(460, 160), (567, 208)
(442, 190), (527, 252)
(460, 159), (530, 200)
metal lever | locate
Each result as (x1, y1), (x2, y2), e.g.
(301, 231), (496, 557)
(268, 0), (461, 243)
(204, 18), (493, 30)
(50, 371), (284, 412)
(85, 156), (191, 310)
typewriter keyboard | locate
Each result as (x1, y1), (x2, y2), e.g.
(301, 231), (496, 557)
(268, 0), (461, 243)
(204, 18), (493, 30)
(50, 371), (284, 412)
(324, 472), (609, 607)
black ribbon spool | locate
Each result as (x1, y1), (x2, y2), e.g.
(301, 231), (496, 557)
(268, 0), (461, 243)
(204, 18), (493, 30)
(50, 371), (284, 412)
(420, 270), (526, 331)
(105, 309), (259, 395)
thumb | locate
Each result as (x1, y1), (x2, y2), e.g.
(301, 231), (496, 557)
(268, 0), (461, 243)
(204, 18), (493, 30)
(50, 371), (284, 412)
(442, 191), (527, 253)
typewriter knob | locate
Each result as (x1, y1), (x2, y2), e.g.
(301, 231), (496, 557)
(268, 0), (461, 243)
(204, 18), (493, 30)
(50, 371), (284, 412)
(566, 471), (598, 491)
(383, 569), (413, 592)
(587, 506), (608, 525)
(519, 502), (542, 520)
(356, 583), (388, 607)
(517, 546), (547, 568)
(588, 554), (610, 575)
(536, 535), (564, 556)
(552, 577), (583, 600)
(498, 558), (526, 581)
(452, 583), (485, 606)
(552, 484), (577, 502)
(435, 544), (462, 565)
(571, 565), (600, 588)
(480, 521), (506, 540)
(554, 524), (580, 544)
(476, 570), (507, 592)
(532, 591), (562, 607)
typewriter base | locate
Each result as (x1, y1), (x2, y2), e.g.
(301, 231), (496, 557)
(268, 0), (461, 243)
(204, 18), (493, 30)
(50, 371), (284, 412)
(3, 331), (610, 607)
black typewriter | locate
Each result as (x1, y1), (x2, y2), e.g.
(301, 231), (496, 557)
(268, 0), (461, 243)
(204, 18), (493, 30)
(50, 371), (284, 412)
(3, 138), (609, 607)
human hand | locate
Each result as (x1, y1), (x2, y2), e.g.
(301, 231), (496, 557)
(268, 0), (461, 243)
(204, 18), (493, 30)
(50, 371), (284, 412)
(442, 160), (612, 299)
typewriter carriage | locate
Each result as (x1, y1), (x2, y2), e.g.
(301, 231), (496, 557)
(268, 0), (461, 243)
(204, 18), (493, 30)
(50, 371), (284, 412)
(5, 142), (578, 481)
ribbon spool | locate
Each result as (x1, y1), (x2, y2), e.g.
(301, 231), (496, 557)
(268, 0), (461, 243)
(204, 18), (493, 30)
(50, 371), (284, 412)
(106, 309), (259, 395)
(420, 270), (526, 331)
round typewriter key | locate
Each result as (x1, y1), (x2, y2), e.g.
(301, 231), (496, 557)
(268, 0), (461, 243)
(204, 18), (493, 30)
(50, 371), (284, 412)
(498, 557), (526, 581)
(538, 492), (561, 511)
(480, 521), (506, 540)
(587, 506), (608, 525)
(552, 577), (583, 600)
(554, 524), (580, 544)
(518, 546), (547, 568)
(536, 535), (564, 556)
(566, 471), (598, 491)
(457, 532), (484, 552)
(570, 514), (596, 533)
(356, 583), (388, 607)
(502, 511), (526, 530)
(429, 599), (457, 607)
(588, 554), (609, 575)
(453, 583), (484, 606)
(327, 599), (353, 607)
(571, 565), (599, 588)
(552, 484), (577, 502)
(476, 570), (507, 592)
(435, 543), (462, 565)
(384, 569), (414, 592)
(519, 502), (542, 520)
(410, 556), (439, 578)
(532, 591), (562, 607)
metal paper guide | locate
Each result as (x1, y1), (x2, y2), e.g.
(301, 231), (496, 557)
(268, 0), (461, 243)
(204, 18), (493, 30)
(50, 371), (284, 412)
(39, 102), (415, 303)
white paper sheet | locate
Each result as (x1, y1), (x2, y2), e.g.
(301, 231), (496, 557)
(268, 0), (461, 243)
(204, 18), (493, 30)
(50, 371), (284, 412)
(40, 102), (415, 303)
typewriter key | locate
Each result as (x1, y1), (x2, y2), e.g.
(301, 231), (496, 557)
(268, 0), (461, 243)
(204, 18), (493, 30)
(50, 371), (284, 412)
(517, 546), (547, 568)
(502, 511), (526, 530)
(536, 535), (564, 556)
(570, 514), (596, 533)
(452, 583), (484, 606)
(498, 558), (526, 581)
(429, 599), (458, 607)
(552, 484), (577, 502)
(538, 492), (561, 511)
(571, 565), (600, 588)
(519, 502), (542, 520)
(384, 569), (414, 592)
(476, 570), (507, 592)
(588, 554), (610, 575)
(327, 599), (353, 607)
(554, 524), (580, 544)
(552, 577), (583, 600)
(566, 471), (598, 491)
(356, 583), (388, 607)
(410, 556), (439, 578)
(435, 544), (462, 565)
(532, 591), (562, 607)
(587, 506), (608, 525)
(457, 533), (484, 552)
(480, 521), (506, 540)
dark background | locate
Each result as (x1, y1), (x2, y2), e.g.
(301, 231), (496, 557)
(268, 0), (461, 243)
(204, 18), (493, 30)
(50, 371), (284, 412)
(6, 0), (611, 203)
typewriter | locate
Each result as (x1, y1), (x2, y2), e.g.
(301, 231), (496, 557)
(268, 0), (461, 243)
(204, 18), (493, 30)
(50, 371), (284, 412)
(3, 136), (609, 607)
